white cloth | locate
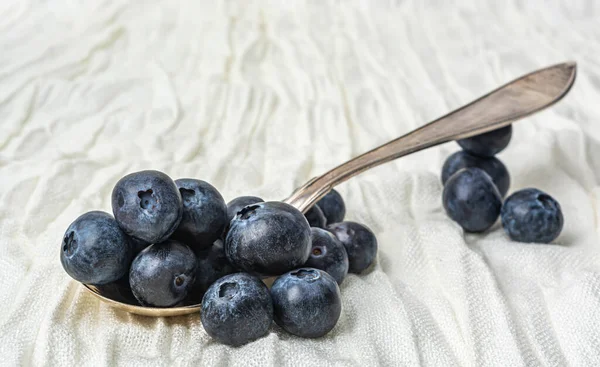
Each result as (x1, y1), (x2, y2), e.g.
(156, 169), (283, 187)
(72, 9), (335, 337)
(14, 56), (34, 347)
(1, 1), (599, 366)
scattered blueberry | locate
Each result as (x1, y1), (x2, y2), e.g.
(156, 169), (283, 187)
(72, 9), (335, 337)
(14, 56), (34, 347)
(185, 239), (236, 305)
(328, 221), (377, 274)
(226, 202), (311, 276)
(501, 188), (563, 243)
(201, 273), (273, 346)
(442, 151), (510, 197)
(457, 125), (512, 157)
(304, 205), (327, 228)
(60, 211), (133, 285)
(304, 228), (348, 284)
(129, 240), (197, 307)
(271, 268), (342, 338)
(443, 168), (502, 232)
(111, 170), (182, 244)
(172, 179), (228, 250)
(316, 189), (346, 224)
(226, 196), (264, 223)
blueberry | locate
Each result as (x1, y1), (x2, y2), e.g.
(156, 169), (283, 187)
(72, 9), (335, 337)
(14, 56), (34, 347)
(442, 168), (502, 232)
(201, 273), (273, 346)
(442, 151), (510, 197)
(304, 205), (327, 228)
(60, 211), (133, 285)
(501, 188), (563, 243)
(223, 196), (264, 241)
(304, 228), (348, 284)
(111, 170), (182, 244)
(225, 202), (311, 276)
(185, 239), (236, 305)
(172, 179), (227, 250)
(316, 189), (346, 224)
(271, 268), (341, 338)
(328, 221), (378, 274)
(94, 274), (138, 305)
(457, 125), (512, 157)
(226, 196), (264, 223)
(129, 240), (196, 307)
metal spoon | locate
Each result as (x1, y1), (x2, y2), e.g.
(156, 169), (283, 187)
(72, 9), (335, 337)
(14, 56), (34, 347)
(84, 61), (577, 317)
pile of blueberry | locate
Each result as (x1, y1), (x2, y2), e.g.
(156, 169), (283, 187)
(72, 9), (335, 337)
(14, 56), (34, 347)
(442, 125), (564, 242)
(60, 171), (378, 346)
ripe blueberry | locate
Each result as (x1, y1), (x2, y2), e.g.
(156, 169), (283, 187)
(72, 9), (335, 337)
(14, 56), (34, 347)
(328, 221), (378, 274)
(443, 168), (502, 232)
(60, 211), (133, 285)
(225, 202), (311, 276)
(457, 125), (512, 157)
(201, 273), (273, 346)
(271, 268), (342, 338)
(304, 228), (348, 284)
(316, 189), (346, 224)
(501, 188), (563, 243)
(172, 179), (228, 250)
(129, 239), (197, 307)
(111, 170), (182, 244)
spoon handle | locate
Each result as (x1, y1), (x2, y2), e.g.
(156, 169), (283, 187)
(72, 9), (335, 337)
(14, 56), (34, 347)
(284, 62), (577, 213)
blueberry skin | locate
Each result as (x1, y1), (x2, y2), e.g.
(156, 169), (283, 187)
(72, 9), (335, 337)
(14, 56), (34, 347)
(172, 179), (228, 250)
(305, 228), (348, 284)
(271, 268), (342, 338)
(226, 196), (264, 223)
(112, 170), (183, 244)
(129, 240), (197, 307)
(442, 151), (510, 197)
(305, 205), (327, 228)
(201, 273), (273, 347)
(443, 168), (502, 232)
(316, 189), (346, 224)
(501, 188), (563, 243)
(457, 125), (512, 158)
(328, 221), (378, 274)
(185, 239), (236, 305)
(225, 201), (311, 276)
(60, 211), (133, 285)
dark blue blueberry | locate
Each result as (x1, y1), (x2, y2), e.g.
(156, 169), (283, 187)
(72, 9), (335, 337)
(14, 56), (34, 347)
(223, 196), (264, 241)
(443, 168), (502, 232)
(172, 179), (227, 250)
(129, 239), (197, 307)
(271, 268), (341, 338)
(457, 125), (512, 157)
(442, 151), (510, 197)
(501, 188), (563, 243)
(185, 239), (236, 305)
(304, 205), (327, 228)
(304, 228), (348, 284)
(94, 274), (138, 305)
(225, 202), (311, 276)
(328, 221), (377, 274)
(60, 211), (133, 285)
(316, 189), (346, 224)
(201, 273), (273, 346)
(111, 170), (182, 244)
(226, 196), (264, 223)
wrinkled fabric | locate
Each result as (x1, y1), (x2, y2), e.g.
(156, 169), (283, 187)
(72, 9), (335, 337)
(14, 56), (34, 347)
(1, 1), (600, 366)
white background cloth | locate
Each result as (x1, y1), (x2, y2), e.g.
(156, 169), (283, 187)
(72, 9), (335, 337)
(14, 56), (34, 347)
(1, 1), (599, 366)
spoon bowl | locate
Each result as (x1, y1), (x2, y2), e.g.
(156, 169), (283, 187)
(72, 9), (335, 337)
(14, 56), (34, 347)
(82, 61), (577, 316)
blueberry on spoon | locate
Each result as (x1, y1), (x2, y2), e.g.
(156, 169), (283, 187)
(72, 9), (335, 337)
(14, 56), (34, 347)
(129, 239), (197, 307)
(60, 211), (133, 285)
(111, 170), (182, 244)
(173, 179), (228, 250)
